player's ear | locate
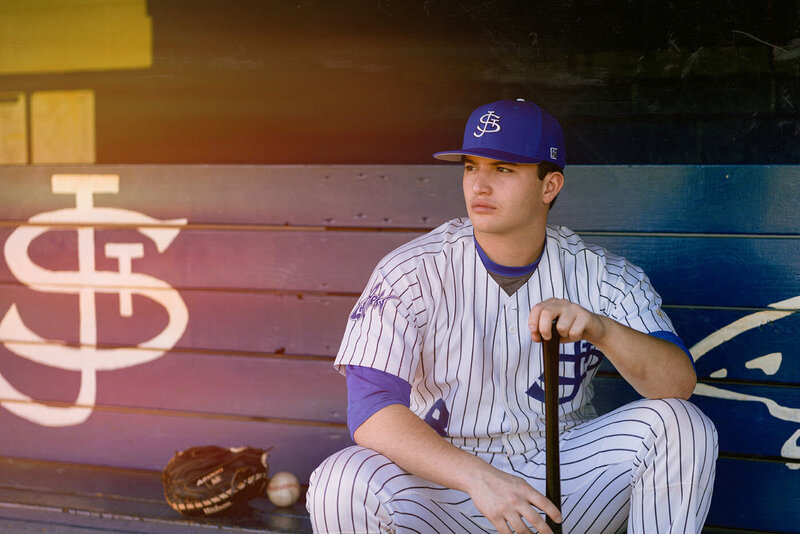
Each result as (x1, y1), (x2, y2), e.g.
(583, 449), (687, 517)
(542, 171), (564, 205)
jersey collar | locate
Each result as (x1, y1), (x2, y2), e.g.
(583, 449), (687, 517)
(474, 237), (544, 277)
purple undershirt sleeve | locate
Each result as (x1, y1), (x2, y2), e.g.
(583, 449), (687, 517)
(345, 365), (412, 441)
(648, 330), (696, 371)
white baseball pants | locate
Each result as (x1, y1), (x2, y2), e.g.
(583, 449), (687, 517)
(307, 398), (718, 534)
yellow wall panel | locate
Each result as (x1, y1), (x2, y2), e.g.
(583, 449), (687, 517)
(0, 92), (27, 164)
(0, 0), (152, 74)
(31, 89), (96, 164)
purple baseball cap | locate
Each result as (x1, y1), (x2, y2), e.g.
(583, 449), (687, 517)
(433, 99), (566, 168)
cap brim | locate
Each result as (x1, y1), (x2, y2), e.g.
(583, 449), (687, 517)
(433, 147), (547, 165)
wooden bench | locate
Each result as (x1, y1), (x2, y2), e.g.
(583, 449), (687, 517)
(0, 164), (797, 533)
(0, 456), (311, 533)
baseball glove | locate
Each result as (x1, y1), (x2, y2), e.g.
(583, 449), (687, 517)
(161, 445), (270, 516)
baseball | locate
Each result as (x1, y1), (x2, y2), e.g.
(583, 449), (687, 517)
(267, 471), (301, 507)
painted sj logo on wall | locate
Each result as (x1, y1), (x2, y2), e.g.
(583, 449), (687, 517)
(0, 174), (188, 427)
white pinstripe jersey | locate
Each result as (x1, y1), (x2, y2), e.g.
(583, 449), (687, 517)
(335, 218), (677, 456)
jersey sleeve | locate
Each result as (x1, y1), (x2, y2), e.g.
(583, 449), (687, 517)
(648, 330), (696, 370)
(334, 265), (423, 383)
(345, 365), (412, 440)
(596, 252), (697, 368)
(599, 254), (677, 335)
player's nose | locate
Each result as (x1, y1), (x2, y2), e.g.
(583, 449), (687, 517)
(470, 170), (492, 195)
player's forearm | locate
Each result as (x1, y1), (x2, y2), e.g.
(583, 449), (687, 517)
(353, 404), (489, 493)
(589, 315), (696, 399)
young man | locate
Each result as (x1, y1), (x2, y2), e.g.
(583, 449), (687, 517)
(307, 99), (717, 534)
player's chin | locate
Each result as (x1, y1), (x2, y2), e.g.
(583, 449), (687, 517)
(470, 219), (497, 234)
(468, 211), (500, 229)
(472, 222), (511, 237)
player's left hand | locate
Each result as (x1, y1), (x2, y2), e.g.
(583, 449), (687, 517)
(528, 298), (606, 345)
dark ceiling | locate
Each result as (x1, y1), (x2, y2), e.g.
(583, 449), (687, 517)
(2, 0), (798, 164)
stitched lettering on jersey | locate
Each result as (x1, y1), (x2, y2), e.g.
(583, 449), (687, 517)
(526, 341), (603, 404)
(424, 399), (449, 437)
(350, 283), (401, 321)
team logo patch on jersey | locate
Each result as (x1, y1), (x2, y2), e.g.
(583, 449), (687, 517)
(527, 340), (603, 404)
(350, 283), (401, 321)
(424, 399), (449, 437)
(473, 111), (501, 138)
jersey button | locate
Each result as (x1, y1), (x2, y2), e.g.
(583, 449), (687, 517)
(508, 325), (517, 334)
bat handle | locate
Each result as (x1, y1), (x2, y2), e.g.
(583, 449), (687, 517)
(543, 319), (562, 533)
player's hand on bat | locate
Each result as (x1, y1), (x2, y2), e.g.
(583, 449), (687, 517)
(529, 298), (606, 345)
(467, 464), (561, 534)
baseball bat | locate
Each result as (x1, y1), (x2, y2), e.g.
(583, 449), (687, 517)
(543, 319), (562, 534)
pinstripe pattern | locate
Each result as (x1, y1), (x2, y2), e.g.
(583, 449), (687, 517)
(310, 218), (717, 532)
(308, 398), (717, 533)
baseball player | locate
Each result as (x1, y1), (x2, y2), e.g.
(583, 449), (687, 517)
(307, 99), (718, 533)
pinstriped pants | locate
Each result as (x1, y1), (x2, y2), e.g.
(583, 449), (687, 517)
(307, 398), (718, 534)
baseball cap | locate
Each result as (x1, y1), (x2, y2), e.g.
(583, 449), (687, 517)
(433, 99), (566, 168)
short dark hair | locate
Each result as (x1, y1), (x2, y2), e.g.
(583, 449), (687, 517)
(536, 161), (563, 209)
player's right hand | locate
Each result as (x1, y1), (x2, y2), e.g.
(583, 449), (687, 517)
(466, 464), (562, 534)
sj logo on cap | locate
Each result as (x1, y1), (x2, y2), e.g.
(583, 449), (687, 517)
(474, 111), (501, 138)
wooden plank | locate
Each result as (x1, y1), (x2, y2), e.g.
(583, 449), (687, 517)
(0, 226), (413, 294)
(0, 165), (465, 229)
(705, 456), (800, 534)
(0, 457), (313, 533)
(2, 165), (799, 234)
(584, 234), (800, 308)
(0, 509), (231, 534)
(2, 224), (799, 306)
(0, 287), (356, 355)
(0, 457), (162, 500)
(0, 351), (346, 424)
(551, 165), (800, 235)
(0, 496), (312, 534)
(0, 409), (351, 482)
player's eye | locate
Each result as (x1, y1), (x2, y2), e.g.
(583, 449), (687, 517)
(496, 166), (513, 173)
(464, 164), (476, 172)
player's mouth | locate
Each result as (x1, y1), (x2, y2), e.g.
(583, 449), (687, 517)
(470, 200), (497, 214)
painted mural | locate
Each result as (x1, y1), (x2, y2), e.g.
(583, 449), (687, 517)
(690, 294), (800, 470)
(1, 174), (187, 426)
